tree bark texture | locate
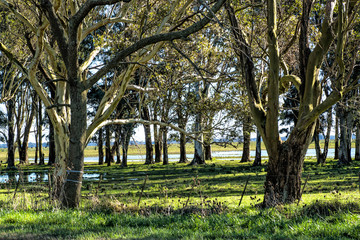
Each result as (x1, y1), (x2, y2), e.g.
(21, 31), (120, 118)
(98, 128), (104, 165)
(253, 129), (262, 166)
(356, 126), (360, 161)
(61, 86), (87, 208)
(163, 127), (169, 165)
(18, 98), (36, 165)
(105, 125), (114, 166)
(153, 121), (162, 163)
(6, 99), (15, 169)
(263, 127), (314, 207)
(179, 131), (187, 163)
(142, 106), (154, 165)
(241, 116), (251, 162)
(334, 107), (339, 159)
(38, 99), (45, 165)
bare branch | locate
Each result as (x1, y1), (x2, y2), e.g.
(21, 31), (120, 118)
(126, 85), (159, 92)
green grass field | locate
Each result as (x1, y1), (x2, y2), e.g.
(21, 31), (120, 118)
(0, 156), (359, 239)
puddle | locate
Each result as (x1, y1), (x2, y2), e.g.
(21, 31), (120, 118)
(128, 178), (139, 181)
(0, 172), (105, 183)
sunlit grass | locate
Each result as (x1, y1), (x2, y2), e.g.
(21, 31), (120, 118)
(0, 157), (359, 239)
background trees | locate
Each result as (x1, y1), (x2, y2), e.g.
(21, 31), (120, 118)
(0, 0), (359, 210)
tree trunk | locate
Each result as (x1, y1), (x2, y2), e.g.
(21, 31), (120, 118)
(105, 125), (113, 166)
(18, 99), (36, 165)
(253, 129), (262, 166)
(190, 112), (204, 165)
(61, 87), (87, 208)
(179, 131), (187, 163)
(190, 81), (205, 165)
(355, 126), (360, 161)
(314, 123), (325, 164)
(154, 124), (162, 163)
(334, 106), (339, 159)
(38, 99), (44, 165)
(6, 99), (16, 169)
(48, 90), (56, 166)
(338, 104), (351, 165)
(98, 128), (104, 165)
(263, 127), (314, 207)
(163, 127), (169, 165)
(317, 107), (333, 165)
(204, 144), (212, 161)
(241, 116), (251, 162)
(142, 107), (154, 165)
(115, 130), (121, 164)
(35, 122), (38, 165)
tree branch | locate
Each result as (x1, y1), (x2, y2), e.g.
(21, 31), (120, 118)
(84, 0), (226, 90)
(40, 0), (69, 66)
(81, 17), (133, 41)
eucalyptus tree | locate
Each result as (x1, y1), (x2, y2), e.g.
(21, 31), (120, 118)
(227, 0), (360, 206)
(0, 0), (226, 207)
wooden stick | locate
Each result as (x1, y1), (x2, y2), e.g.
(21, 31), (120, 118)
(137, 175), (148, 206)
(13, 173), (21, 200)
(238, 176), (250, 207)
(298, 175), (310, 206)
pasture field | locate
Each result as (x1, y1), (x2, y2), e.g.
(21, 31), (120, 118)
(0, 157), (359, 239)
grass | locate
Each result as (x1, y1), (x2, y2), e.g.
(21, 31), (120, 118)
(0, 139), (349, 162)
(0, 156), (359, 239)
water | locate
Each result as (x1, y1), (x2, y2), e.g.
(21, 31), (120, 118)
(0, 172), (102, 183)
(0, 148), (356, 183)
(23, 148), (358, 163)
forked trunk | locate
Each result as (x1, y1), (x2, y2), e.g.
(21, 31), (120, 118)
(263, 127), (313, 207)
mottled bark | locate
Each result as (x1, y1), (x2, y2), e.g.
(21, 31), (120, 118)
(61, 86), (87, 208)
(142, 106), (154, 165)
(6, 99), (16, 169)
(338, 103), (352, 165)
(153, 109), (162, 162)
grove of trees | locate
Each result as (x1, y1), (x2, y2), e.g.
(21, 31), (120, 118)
(0, 0), (359, 209)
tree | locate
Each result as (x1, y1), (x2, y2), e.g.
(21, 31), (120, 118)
(227, 0), (360, 207)
(0, 0), (226, 207)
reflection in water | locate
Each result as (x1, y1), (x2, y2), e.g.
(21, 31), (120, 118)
(0, 172), (102, 183)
